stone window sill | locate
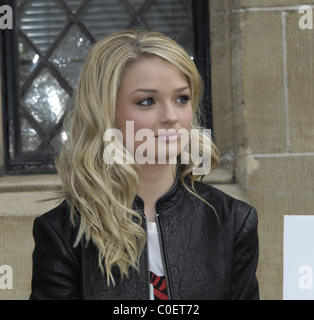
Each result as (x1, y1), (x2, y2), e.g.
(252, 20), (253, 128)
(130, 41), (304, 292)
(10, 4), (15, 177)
(0, 168), (247, 216)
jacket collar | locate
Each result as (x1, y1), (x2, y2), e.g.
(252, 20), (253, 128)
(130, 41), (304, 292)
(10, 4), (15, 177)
(133, 170), (185, 214)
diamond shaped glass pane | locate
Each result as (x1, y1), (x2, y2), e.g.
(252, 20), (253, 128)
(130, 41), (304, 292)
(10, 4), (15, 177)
(17, 0), (68, 53)
(128, 0), (147, 11)
(64, 0), (83, 12)
(145, 0), (191, 35)
(23, 68), (70, 134)
(144, 0), (193, 52)
(50, 129), (68, 154)
(21, 117), (43, 152)
(18, 34), (40, 86)
(50, 24), (92, 89)
(80, 0), (131, 40)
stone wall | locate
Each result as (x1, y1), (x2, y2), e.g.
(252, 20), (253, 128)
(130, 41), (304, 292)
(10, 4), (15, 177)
(210, 0), (314, 299)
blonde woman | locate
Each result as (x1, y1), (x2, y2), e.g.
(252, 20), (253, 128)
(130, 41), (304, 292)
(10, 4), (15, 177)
(30, 30), (259, 300)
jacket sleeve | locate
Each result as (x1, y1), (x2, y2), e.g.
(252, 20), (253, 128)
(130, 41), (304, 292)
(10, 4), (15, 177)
(231, 206), (259, 300)
(30, 215), (81, 300)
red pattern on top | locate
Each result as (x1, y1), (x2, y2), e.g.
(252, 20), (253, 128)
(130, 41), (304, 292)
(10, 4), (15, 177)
(150, 271), (169, 300)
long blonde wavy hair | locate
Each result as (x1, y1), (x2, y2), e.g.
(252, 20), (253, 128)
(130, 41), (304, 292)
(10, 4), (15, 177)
(55, 30), (220, 285)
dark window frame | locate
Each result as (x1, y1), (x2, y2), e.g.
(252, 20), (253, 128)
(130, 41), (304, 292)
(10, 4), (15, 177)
(1, 0), (212, 174)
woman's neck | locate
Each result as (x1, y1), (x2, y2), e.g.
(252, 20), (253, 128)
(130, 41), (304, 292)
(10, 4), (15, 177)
(137, 164), (176, 222)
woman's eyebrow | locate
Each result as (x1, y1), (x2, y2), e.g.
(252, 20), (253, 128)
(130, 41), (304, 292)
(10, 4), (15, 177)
(131, 88), (159, 94)
(131, 86), (189, 95)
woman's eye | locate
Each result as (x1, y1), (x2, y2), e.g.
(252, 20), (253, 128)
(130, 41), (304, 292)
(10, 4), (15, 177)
(136, 98), (155, 106)
(176, 95), (191, 104)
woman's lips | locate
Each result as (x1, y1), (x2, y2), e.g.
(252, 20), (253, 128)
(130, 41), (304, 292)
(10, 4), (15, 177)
(155, 130), (181, 142)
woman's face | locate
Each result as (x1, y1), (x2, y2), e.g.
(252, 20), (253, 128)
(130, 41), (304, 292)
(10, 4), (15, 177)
(115, 56), (193, 164)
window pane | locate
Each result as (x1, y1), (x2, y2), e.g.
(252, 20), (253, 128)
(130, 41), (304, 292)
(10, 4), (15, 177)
(17, 0), (68, 53)
(22, 68), (70, 134)
(79, 1), (132, 40)
(144, 0), (193, 51)
(50, 24), (92, 89)
(64, 0), (84, 12)
(20, 118), (43, 152)
(18, 34), (40, 87)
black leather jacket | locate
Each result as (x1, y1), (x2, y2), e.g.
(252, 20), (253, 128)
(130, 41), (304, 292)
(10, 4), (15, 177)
(30, 177), (259, 300)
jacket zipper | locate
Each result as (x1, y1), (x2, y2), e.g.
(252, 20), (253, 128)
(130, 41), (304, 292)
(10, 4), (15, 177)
(155, 213), (172, 300)
(143, 216), (151, 300)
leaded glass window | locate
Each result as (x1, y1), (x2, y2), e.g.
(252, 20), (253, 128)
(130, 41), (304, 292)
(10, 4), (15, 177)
(1, 0), (211, 173)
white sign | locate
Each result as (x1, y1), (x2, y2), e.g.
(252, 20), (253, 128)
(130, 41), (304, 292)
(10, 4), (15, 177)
(283, 215), (314, 300)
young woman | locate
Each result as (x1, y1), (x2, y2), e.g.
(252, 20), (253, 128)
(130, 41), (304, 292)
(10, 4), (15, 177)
(30, 30), (259, 300)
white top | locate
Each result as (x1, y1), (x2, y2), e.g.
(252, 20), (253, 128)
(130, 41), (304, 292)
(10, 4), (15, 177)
(146, 222), (165, 300)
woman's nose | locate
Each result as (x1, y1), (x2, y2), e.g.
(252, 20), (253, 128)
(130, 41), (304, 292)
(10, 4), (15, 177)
(160, 103), (179, 125)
